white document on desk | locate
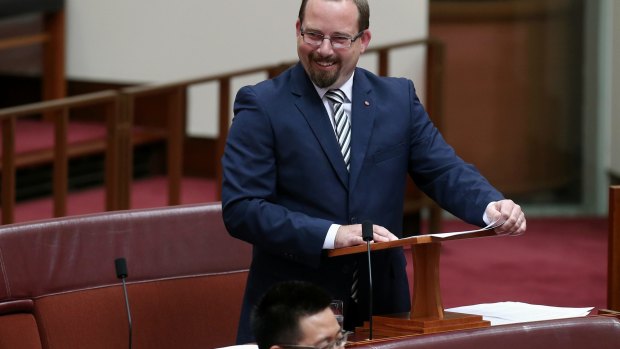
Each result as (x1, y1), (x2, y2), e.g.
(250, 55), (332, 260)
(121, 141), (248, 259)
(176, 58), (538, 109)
(426, 228), (489, 239)
(446, 301), (594, 326)
(413, 218), (504, 239)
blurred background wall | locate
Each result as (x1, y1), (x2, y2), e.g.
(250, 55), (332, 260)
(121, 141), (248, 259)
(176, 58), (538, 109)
(0, 0), (618, 216)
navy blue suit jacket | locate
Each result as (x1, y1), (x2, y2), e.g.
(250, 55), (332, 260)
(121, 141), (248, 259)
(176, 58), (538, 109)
(221, 63), (503, 343)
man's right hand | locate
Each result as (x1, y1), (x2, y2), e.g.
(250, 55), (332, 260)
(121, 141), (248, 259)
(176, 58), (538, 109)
(334, 224), (398, 248)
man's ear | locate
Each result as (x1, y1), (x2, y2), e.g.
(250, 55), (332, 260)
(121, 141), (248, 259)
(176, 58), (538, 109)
(359, 29), (372, 53)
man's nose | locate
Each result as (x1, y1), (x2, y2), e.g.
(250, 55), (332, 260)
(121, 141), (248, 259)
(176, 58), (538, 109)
(316, 38), (335, 56)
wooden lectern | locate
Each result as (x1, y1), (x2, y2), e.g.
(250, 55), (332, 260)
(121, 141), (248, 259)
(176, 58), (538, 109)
(328, 229), (497, 339)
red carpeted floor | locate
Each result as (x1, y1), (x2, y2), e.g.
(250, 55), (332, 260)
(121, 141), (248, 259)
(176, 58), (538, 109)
(12, 176), (218, 223)
(12, 178), (610, 310)
(405, 217), (609, 310)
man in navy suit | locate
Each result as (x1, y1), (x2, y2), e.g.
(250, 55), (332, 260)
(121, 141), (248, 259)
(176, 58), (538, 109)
(222, 0), (527, 344)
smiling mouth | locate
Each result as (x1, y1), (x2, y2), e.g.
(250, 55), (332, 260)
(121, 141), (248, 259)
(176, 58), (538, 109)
(315, 60), (337, 68)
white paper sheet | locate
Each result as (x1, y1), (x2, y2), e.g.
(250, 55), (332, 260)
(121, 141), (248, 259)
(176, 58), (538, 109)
(446, 301), (594, 326)
(414, 217), (505, 239)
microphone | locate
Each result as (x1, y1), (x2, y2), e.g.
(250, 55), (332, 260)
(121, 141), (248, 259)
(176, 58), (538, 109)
(361, 221), (374, 340)
(362, 220), (373, 242)
(115, 258), (133, 349)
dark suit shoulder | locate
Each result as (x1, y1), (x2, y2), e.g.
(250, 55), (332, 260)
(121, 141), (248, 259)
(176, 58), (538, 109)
(237, 63), (303, 100)
(354, 67), (413, 91)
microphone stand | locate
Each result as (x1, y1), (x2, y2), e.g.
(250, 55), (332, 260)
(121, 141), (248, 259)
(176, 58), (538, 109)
(115, 258), (133, 349)
(362, 221), (374, 340)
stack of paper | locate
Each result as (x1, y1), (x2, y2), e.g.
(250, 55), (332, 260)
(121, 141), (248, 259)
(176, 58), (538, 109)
(446, 301), (594, 326)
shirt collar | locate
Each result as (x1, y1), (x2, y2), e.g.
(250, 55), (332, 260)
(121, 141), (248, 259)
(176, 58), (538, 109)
(314, 71), (355, 103)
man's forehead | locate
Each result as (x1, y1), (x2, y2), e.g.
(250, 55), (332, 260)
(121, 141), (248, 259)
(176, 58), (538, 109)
(302, 0), (359, 32)
(297, 308), (341, 345)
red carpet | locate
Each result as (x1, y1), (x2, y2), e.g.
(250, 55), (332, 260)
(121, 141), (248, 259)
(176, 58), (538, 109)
(12, 176), (218, 223)
(405, 217), (608, 310)
(0, 120), (107, 154)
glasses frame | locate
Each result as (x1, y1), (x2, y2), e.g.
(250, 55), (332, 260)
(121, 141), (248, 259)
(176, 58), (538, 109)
(300, 28), (364, 49)
(278, 330), (350, 349)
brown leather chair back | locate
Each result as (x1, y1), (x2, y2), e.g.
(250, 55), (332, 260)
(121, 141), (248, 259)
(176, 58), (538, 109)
(351, 317), (620, 349)
(0, 202), (251, 349)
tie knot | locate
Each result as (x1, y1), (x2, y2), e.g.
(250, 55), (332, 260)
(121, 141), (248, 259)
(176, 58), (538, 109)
(325, 89), (345, 105)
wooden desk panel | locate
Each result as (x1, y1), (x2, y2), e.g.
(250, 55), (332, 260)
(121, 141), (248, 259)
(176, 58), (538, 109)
(609, 186), (620, 311)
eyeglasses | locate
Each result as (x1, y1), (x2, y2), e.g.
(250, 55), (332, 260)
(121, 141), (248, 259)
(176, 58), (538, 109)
(300, 28), (364, 49)
(279, 330), (350, 349)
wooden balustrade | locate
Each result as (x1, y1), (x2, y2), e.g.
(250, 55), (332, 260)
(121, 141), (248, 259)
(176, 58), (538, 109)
(0, 91), (120, 224)
(0, 8), (66, 103)
(0, 37), (444, 225)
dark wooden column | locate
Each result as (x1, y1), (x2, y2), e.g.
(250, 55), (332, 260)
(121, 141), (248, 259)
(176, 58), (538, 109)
(609, 186), (620, 311)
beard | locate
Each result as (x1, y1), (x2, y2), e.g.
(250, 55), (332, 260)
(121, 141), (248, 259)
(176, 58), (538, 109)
(306, 53), (341, 88)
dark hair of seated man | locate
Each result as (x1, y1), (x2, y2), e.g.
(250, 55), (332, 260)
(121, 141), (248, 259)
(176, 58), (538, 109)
(251, 280), (347, 349)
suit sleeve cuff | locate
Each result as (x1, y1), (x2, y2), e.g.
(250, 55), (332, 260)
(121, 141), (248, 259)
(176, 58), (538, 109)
(482, 201), (496, 225)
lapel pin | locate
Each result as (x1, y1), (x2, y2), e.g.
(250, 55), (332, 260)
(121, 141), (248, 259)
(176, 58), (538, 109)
(364, 101), (370, 106)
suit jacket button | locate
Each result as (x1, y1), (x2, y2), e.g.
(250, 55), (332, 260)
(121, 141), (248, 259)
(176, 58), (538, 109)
(350, 217), (357, 224)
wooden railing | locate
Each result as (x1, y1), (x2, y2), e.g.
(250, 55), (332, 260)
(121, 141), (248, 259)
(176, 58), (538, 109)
(0, 8), (66, 101)
(0, 38), (444, 225)
(1, 91), (121, 223)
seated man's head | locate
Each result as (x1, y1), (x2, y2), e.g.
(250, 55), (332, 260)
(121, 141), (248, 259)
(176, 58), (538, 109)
(252, 280), (348, 349)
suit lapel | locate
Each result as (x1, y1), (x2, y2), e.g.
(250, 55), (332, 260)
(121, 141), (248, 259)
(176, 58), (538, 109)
(348, 70), (375, 192)
(290, 64), (350, 188)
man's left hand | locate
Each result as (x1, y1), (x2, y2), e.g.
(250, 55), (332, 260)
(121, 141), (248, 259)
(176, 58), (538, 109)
(485, 199), (526, 236)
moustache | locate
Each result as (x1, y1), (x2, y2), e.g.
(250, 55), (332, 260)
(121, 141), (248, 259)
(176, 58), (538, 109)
(310, 53), (339, 65)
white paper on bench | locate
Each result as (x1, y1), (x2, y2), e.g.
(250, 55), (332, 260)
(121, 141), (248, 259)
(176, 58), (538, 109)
(446, 301), (594, 326)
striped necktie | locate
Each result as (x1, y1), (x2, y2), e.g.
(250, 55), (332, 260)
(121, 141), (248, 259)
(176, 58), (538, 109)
(325, 89), (351, 171)
(326, 89), (358, 302)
